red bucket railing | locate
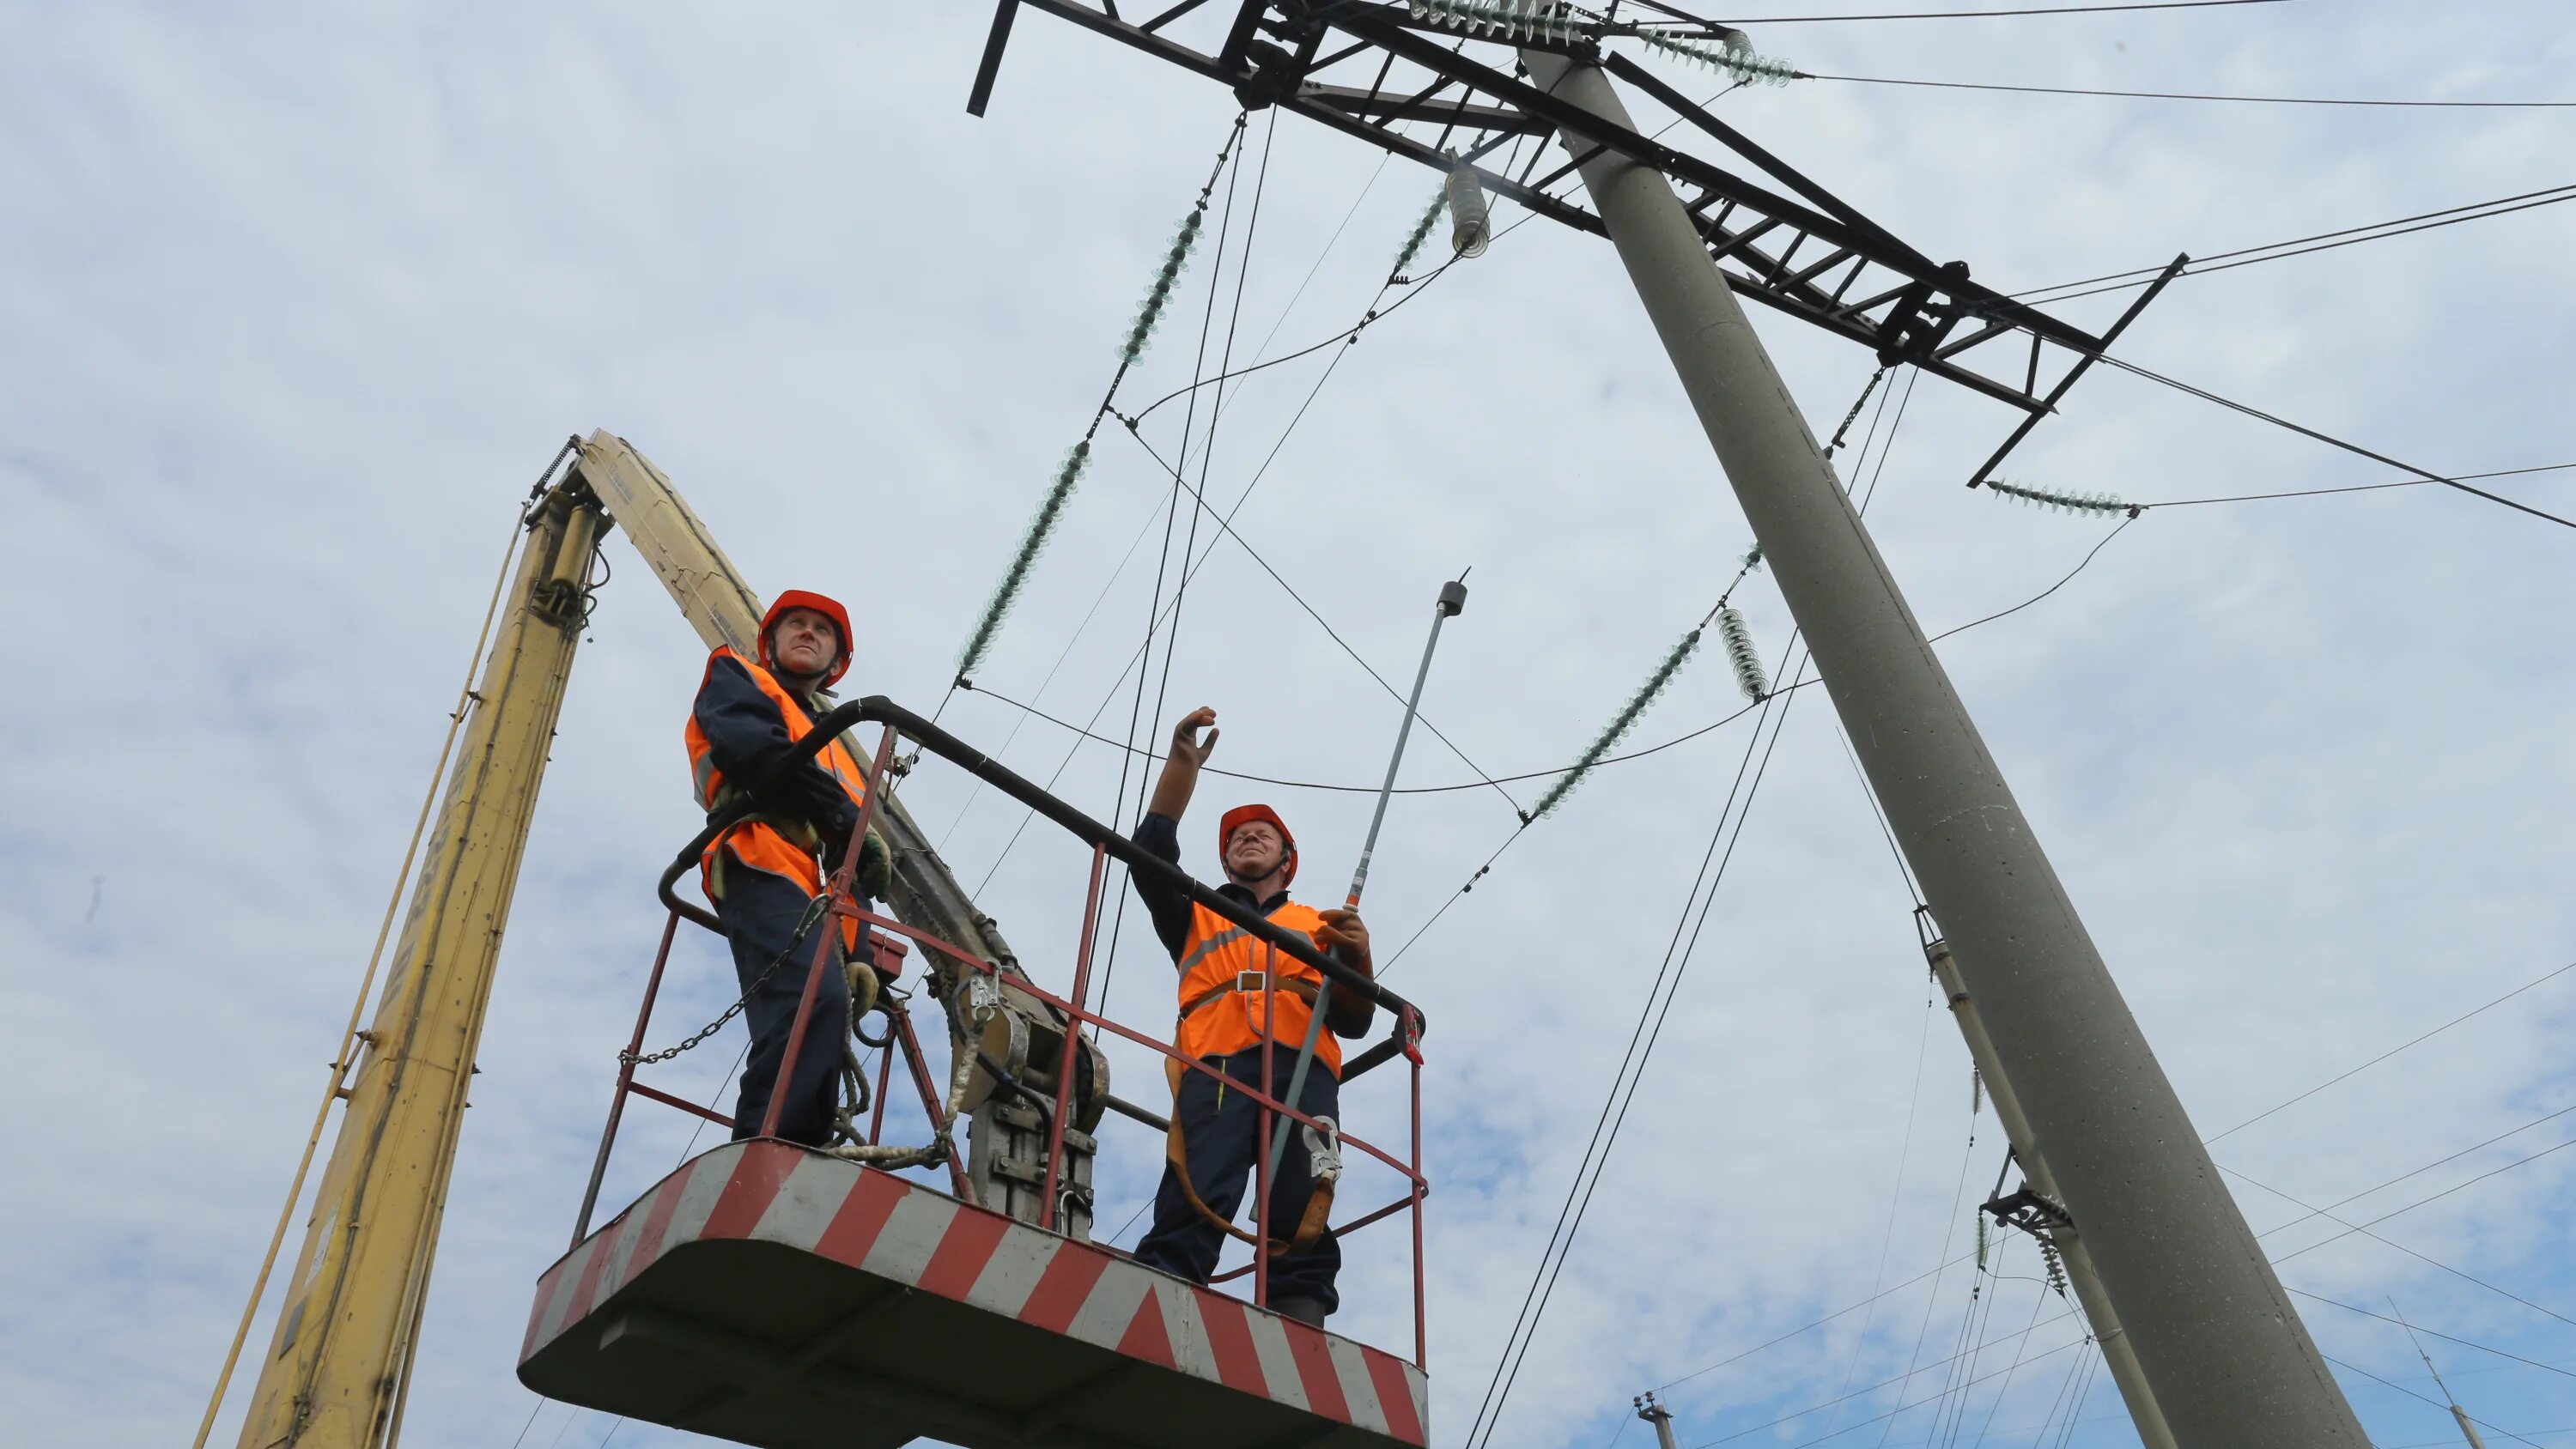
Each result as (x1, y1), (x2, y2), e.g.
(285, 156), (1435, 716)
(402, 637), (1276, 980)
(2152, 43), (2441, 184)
(573, 696), (1431, 1367)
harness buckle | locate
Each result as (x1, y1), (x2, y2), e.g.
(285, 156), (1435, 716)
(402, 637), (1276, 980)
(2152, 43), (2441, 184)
(1303, 1115), (1343, 1184)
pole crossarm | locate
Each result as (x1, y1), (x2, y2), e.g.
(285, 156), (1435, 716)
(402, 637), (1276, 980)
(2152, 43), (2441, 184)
(975, 0), (2134, 415)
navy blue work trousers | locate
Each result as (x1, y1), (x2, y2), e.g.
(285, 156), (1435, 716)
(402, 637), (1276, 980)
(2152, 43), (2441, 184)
(716, 863), (861, 1147)
(1133, 1046), (1342, 1313)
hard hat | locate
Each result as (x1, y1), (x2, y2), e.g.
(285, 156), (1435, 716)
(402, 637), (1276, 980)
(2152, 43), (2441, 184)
(758, 589), (854, 687)
(1217, 803), (1297, 886)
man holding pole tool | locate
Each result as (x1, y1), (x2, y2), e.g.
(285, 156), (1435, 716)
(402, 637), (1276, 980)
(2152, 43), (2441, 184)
(1126, 574), (1467, 1325)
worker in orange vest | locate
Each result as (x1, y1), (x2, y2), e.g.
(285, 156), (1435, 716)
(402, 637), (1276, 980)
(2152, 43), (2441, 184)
(1126, 706), (1375, 1326)
(683, 590), (893, 1147)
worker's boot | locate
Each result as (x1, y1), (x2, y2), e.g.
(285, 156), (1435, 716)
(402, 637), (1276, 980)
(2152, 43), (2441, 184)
(1272, 1294), (1327, 1328)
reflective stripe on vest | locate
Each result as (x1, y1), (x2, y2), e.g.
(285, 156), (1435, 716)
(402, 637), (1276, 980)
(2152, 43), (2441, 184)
(1173, 899), (1341, 1077)
(681, 646), (869, 901)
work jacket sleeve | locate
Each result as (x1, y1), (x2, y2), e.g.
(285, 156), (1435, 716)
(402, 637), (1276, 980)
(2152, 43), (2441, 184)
(1127, 812), (1196, 962)
(692, 656), (861, 852)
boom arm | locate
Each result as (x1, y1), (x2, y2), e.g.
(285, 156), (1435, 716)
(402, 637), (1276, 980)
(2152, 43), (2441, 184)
(227, 433), (1093, 1448)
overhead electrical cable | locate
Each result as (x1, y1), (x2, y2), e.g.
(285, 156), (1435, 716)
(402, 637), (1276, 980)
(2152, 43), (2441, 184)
(2269, 1128), (2576, 1269)
(1472, 380), (1926, 1449)
(1692, 1318), (2088, 1448)
(968, 189), (1512, 891)
(935, 490), (1177, 851)
(947, 112), (1249, 697)
(2292, 1293), (2576, 1386)
(2226, 1167), (2576, 1333)
(1097, 110), (1277, 1039)
(933, 148), (1405, 846)
(2207, 957), (2576, 1143)
(2254, 1099), (2576, 1246)
(2101, 355), (2576, 530)
(1113, 416), (1526, 817)
(970, 487), (2142, 805)
(1656, 970), (2576, 1428)
(1820, 990), (1943, 1437)
(1468, 645), (1814, 1449)
(2136, 459), (2576, 510)
(1633, 0), (2296, 19)
(2318, 1354), (2551, 1449)
(1805, 72), (2576, 108)
(2016, 183), (2576, 305)
(1873, 1092), (1988, 1448)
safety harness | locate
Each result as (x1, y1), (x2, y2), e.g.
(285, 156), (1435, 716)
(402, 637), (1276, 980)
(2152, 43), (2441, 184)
(1164, 974), (1340, 1256)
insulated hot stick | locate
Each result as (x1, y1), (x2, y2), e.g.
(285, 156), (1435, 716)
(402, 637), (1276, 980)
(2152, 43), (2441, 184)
(1263, 574), (1469, 1202)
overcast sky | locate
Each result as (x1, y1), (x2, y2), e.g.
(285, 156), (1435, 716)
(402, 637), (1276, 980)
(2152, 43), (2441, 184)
(5, 3), (2575, 1448)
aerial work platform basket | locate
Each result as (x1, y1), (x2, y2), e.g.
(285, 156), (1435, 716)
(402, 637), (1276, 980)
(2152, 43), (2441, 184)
(520, 1139), (1426, 1447)
(523, 698), (1431, 1449)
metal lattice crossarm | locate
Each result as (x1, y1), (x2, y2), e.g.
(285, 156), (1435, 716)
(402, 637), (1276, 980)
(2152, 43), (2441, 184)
(968, 0), (2167, 421)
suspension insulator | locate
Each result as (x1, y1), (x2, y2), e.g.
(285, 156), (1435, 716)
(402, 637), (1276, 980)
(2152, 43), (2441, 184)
(1445, 155), (1492, 259)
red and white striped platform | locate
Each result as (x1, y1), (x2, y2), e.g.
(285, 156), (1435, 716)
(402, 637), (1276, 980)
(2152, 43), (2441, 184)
(519, 1140), (1429, 1449)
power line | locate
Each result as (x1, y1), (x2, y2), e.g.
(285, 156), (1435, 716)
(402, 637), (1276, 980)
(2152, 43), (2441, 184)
(2137, 460), (2576, 510)
(2257, 1100), (2576, 1250)
(2322, 1352), (2554, 1449)
(1472, 376), (1929, 1447)
(1468, 634), (1815, 1449)
(2295, 1292), (2576, 1386)
(2099, 355), (2576, 530)
(1806, 72), (2576, 108)
(2016, 184), (2576, 304)
(2207, 958), (2576, 1144)
(2271, 1127), (2576, 1270)
(1646, 0), (2297, 20)
(2226, 1166), (2576, 1334)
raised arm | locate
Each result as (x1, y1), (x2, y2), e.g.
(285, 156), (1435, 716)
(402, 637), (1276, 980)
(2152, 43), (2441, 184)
(1148, 706), (1218, 822)
(1130, 706), (1220, 961)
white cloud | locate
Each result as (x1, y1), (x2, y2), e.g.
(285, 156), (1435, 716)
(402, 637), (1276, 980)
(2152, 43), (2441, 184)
(5, 3), (2576, 1448)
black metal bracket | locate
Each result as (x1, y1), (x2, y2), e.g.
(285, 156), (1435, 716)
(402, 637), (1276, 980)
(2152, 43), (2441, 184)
(1983, 1183), (2075, 1238)
(1965, 252), (2188, 488)
(971, 0), (2130, 418)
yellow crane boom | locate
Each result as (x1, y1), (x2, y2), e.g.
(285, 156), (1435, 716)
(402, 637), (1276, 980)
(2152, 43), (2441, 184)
(234, 482), (608, 1447)
(212, 433), (1095, 1447)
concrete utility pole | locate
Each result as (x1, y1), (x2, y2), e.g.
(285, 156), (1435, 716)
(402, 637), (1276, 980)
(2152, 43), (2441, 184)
(1929, 939), (2176, 1449)
(1519, 46), (2368, 1447)
(1634, 1392), (1680, 1449)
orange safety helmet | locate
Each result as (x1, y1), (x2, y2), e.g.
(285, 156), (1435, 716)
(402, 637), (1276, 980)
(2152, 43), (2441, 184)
(1217, 803), (1297, 887)
(758, 589), (854, 687)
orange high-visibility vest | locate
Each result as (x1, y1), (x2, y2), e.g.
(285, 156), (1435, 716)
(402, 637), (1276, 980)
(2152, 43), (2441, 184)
(1173, 899), (1343, 1077)
(682, 646), (871, 903)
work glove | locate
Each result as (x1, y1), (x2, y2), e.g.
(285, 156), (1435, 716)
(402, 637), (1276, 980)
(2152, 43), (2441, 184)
(856, 825), (894, 902)
(1311, 908), (1373, 976)
(1313, 908), (1378, 1039)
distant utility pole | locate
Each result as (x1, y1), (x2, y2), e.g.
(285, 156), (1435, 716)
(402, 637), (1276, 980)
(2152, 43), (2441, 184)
(1517, 43), (2368, 1449)
(2395, 1300), (2492, 1449)
(1634, 1392), (1679, 1449)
